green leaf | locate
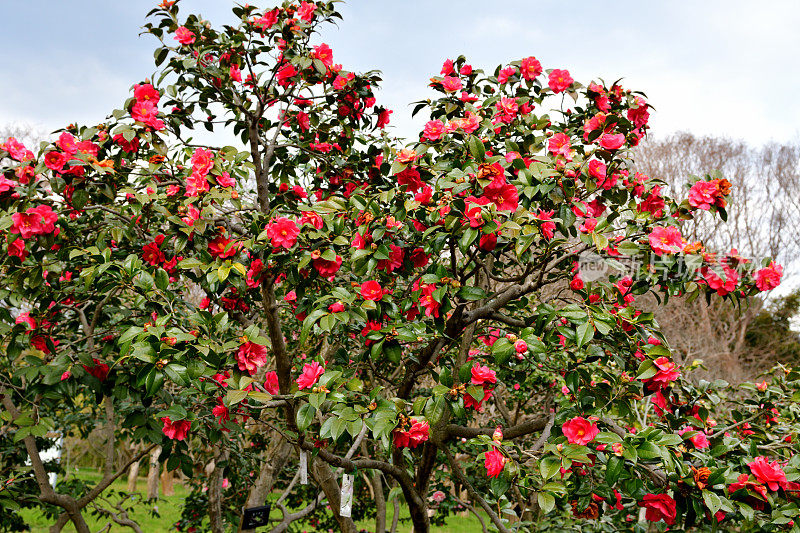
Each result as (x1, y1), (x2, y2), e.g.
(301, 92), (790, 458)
(154, 268), (169, 291)
(540, 456), (561, 480)
(537, 492), (555, 514)
(467, 136), (485, 161)
(605, 455), (624, 485)
(226, 389), (248, 405)
(296, 403), (316, 432)
(576, 322), (593, 348)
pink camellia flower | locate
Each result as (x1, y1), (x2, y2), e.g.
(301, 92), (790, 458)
(548, 132), (572, 158)
(471, 364), (497, 386)
(422, 120), (446, 141)
(638, 493), (676, 525)
(587, 159), (606, 181)
(431, 490), (446, 503)
(648, 226), (684, 255)
(229, 63), (242, 82)
(561, 416), (599, 445)
(191, 147), (214, 176)
(174, 26), (196, 45)
(44, 151), (69, 172)
(548, 69), (573, 93)
(599, 133), (625, 151)
(484, 448), (506, 478)
(15, 312), (36, 330)
(328, 301), (345, 313)
(57, 132), (78, 154)
(266, 217), (300, 249)
(441, 76), (462, 92)
(538, 210), (556, 239)
(264, 371), (280, 395)
(497, 66), (517, 84)
(394, 420), (430, 449)
(755, 262), (783, 291)
(678, 427), (710, 449)
(131, 100), (165, 130)
(296, 361), (325, 390)
(748, 456), (787, 491)
(360, 280), (384, 301)
(688, 180), (718, 210)
(579, 218), (598, 233)
(161, 417), (191, 441)
(2, 137), (34, 161)
(297, 1), (316, 22)
(496, 97), (518, 117)
(236, 341), (268, 375)
(514, 340), (528, 353)
(520, 56), (542, 80)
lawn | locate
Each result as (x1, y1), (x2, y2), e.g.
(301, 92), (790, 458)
(19, 470), (485, 532)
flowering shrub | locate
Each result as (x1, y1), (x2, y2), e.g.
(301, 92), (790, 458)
(0, 2), (797, 532)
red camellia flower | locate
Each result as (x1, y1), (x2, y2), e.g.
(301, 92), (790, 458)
(548, 69), (573, 93)
(728, 473), (768, 500)
(748, 456), (787, 491)
(562, 416), (599, 445)
(296, 361), (325, 390)
(645, 356), (680, 390)
(638, 493), (676, 525)
(394, 420), (430, 449)
(360, 280), (383, 301)
(648, 226), (684, 255)
(142, 241), (165, 266)
(313, 255), (342, 278)
(484, 448), (506, 478)
(311, 43), (333, 67)
(161, 417), (191, 441)
(755, 262), (783, 292)
(264, 371), (280, 395)
(236, 341), (268, 375)
(208, 234), (240, 259)
(11, 205), (58, 240)
(82, 358), (110, 381)
(441, 76), (462, 92)
(266, 217), (300, 249)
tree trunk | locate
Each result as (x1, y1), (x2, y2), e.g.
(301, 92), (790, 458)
(310, 457), (357, 533)
(373, 470), (386, 533)
(146, 446), (161, 501)
(126, 458), (140, 493)
(160, 467), (175, 496)
(207, 448), (228, 533)
(238, 436), (293, 533)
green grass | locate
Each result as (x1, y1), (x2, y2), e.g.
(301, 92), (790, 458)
(19, 469), (485, 532)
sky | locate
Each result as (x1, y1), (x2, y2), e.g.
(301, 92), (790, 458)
(1, 0), (799, 147)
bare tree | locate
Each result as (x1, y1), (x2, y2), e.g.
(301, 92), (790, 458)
(635, 132), (800, 381)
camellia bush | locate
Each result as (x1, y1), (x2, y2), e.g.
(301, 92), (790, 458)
(1, 1), (797, 532)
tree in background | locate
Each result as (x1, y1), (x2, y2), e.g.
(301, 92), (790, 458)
(1, 2), (798, 533)
(636, 133), (800, 381)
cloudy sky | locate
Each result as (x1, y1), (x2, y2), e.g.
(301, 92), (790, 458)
(1, 0), (799, 147)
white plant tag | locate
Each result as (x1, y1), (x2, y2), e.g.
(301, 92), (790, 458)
(340, 473), (353, 517)
(299, 451), (308, 485)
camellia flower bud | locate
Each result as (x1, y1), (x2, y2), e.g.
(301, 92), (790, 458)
(492, 426), (503, 443)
